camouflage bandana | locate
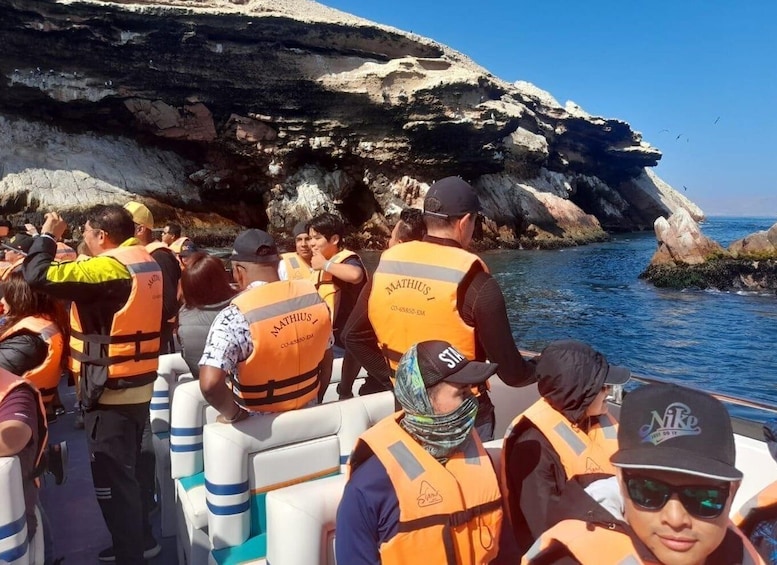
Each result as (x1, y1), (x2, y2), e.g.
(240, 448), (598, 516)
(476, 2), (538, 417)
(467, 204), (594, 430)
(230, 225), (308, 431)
(395, 345), (478, 462)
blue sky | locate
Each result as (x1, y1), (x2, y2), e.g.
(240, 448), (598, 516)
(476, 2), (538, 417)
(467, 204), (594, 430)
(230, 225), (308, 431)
(321, 1), (777, 217)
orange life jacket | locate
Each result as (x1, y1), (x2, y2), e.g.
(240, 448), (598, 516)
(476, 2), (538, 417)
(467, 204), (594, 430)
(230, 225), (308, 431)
(733, 481), (777, 532)
(168, 237), (192, 255)
(230, 279), (332, 412)
(502, 398), (618, 524)
(522, 518), (765, 565)
(281, 252), (312, 281)
(349, 415), (503, 565)
(0, 317), (64, 409)
(310, 249), (359, 322)
(54, 242), (77, 262)
(0, 257), (24, 280)
(0, 367), (47, 479)
(367, 240), (487, 379)
(69, 245), (162, 388)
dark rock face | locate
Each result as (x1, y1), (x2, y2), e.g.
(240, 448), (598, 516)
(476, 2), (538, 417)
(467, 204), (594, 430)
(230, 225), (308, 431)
(641, 260), (777, 293)
(0, 0), (701, 247)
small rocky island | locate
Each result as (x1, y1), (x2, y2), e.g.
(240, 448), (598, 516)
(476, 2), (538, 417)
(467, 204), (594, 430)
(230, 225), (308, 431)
(641, 209), (777, 293)
(0, 0), (701, 248)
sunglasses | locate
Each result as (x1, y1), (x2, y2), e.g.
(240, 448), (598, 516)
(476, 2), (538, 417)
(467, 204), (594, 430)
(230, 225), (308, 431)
(624, 473), (729, 519)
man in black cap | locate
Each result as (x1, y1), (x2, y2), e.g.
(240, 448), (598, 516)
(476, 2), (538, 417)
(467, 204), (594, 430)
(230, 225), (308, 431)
(1, 233), (34, 279)
(524, 383), (764, 565)
(279, 220), (313, 280)
(502, 340), (631, 554)
(343, 176), (536, 439)
(199, 229), (333, 421)
(336, 340), (503, 564)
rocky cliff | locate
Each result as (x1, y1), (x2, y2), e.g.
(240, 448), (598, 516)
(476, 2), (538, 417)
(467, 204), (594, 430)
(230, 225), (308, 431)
(0, 0), (702, 246)
(641, 210), (777, 293)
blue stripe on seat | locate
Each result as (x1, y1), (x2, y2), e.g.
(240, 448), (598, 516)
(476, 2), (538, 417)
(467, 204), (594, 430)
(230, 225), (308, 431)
(206, 499), (251, 516)
(170, 426), (203, 436)
(153, 431), (170, 440)
(149, 402), (170, 410)
(340, 454), (349, 465)
(210, 533), (267, 565)
(178, 472), (205, 491)
(0, 514), (25, 540)
(0, 541), (28, 563)
(206, 479), (249, 496)
(170, 442), (203, 453)
(152, 391), (168, 397)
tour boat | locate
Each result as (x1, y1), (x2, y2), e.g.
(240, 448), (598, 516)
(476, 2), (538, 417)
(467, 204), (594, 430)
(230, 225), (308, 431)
(2, 354), (775, 565)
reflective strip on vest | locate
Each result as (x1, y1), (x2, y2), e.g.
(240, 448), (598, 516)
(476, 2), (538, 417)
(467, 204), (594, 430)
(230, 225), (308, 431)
(598, 415), (618, 439)
(552, 422), (587, 455)
(288, 256), (300, 269)
(241, 293), (324, 324)
(387, 441), (424, 481)
(375, 260), (472, 284)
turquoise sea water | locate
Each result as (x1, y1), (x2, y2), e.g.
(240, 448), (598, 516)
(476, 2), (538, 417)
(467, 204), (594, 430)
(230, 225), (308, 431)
(477, 217), (777, 421)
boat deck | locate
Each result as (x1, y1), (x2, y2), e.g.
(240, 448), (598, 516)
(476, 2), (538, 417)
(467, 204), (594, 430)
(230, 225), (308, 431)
(40, 381), (177, 564)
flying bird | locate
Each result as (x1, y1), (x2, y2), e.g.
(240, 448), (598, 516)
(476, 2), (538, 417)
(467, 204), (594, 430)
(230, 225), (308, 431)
(676, 133), (683, 141)
(713, 116), (720, 124)
(683, 185), (688, 191)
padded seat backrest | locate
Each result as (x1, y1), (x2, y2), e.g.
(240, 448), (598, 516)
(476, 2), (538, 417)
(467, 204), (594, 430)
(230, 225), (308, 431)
(0, 457), (30, 565)
(731, 433), (777, 517)
(170, 380), (218, 480)
(265, 474), (346, 565)
(151, 372), (193, 434)
(205, 402), (347, 549)
(358, 391), (395, 427)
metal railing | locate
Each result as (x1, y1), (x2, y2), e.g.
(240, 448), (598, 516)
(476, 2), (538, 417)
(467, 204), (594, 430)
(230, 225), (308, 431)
(519, 349), (777, 417)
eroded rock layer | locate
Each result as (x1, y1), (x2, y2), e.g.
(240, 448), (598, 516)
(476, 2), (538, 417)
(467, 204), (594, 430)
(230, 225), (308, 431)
(0, 0), (702, 246)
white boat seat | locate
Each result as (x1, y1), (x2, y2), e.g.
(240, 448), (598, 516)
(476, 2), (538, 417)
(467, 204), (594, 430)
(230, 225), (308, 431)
(0, 456), (40, 565)
(151, 353), (194, 538)
(204, 392), (394, 564)
(265, 474), (347, 565)
(170, 380), (219, 565)
(731, 433), (777, 517)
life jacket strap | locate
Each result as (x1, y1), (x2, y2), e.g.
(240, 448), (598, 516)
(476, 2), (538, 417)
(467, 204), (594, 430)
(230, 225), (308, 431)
(230, 367), (320, 407)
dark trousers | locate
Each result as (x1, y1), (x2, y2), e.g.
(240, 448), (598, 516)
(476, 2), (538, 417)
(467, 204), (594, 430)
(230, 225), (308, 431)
(138, 413), (156, 520)
(85, 403), (151, 565)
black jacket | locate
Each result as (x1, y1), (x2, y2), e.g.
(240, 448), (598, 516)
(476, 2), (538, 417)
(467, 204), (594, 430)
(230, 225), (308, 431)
(505, 351), (608, 554)
(0, 332), (48, 376)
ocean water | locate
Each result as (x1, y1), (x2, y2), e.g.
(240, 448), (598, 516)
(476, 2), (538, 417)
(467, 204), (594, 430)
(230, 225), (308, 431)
(359, 217), (776, 420)
(476, 216), (777, 422)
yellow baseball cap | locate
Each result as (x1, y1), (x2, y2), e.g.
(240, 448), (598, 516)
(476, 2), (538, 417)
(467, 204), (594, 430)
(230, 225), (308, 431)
(124, 201), (154, 229)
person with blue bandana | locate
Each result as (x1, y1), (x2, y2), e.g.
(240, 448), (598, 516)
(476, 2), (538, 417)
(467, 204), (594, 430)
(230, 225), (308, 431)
(336, 340), (503, 564)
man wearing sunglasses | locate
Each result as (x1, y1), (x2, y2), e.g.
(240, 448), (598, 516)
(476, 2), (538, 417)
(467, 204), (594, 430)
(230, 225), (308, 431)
(523, 383), (764, 564)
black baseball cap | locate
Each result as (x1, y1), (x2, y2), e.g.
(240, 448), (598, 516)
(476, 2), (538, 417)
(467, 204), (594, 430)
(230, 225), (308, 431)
(536, 340), (631, 397)
(408, 340), (498, 388)
(423, 177), (481, 218)
(231, 229), (280, 264)
(292, 221), (308, 237)
(1, 233), (34, 255)
(610, 383), (743, 481)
